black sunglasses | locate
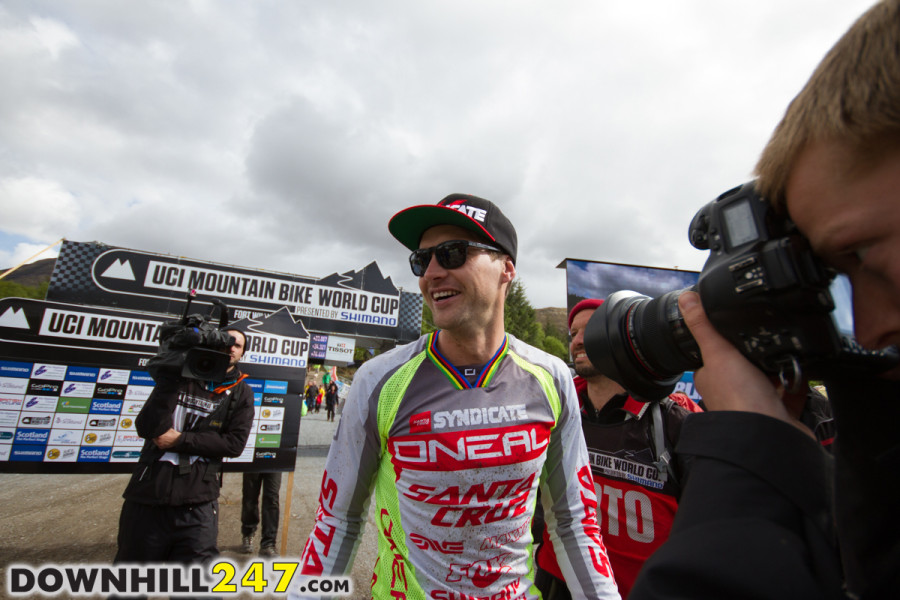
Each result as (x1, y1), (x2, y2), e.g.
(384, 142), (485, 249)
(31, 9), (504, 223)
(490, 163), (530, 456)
(409, 240), (502, 277)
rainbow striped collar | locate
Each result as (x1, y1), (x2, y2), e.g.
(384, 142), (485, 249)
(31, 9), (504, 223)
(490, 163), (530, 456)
(426, 330), (509, 390)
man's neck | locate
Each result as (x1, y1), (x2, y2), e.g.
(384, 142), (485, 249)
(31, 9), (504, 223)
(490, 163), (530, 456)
(435, 327), (506, 366)
(584, 375), (627, 413)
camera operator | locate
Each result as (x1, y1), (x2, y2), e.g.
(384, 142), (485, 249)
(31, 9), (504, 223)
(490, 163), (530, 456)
(114, 327), (254, 566)
(535, 299), (701, 599)
(631, 1), (900, 598)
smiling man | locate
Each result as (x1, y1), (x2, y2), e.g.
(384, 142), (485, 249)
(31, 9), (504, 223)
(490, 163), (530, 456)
(294, 194), (620, 600)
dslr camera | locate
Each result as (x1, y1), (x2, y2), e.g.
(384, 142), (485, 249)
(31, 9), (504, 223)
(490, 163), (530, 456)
(147, 292), (236, 383)
(584, 181), (899, 400)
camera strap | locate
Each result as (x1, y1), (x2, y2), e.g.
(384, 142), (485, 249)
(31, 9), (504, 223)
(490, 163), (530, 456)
(651, 399), (679, 486)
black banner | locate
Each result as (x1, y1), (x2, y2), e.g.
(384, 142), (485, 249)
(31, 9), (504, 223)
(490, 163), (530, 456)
(46, 241), (411, 339)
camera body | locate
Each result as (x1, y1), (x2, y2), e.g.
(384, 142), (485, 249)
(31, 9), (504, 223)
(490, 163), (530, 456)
(584, 182), (898, 400)
(147, 295), (236, 383)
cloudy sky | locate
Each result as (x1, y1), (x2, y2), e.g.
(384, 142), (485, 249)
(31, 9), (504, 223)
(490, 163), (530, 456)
(0, 0), (876, 308)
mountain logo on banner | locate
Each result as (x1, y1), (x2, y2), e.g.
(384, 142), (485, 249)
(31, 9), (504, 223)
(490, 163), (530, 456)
(232, 307), (309, 339)
(318, 262), (398, 295)
(101, 259), (135, 281)
(0, 306), (30, 330)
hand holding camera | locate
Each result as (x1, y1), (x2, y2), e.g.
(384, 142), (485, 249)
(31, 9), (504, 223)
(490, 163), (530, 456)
(584, 182), (899, 401)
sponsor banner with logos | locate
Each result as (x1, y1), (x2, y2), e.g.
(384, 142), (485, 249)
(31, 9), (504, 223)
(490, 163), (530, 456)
(0, 324), (302, 474)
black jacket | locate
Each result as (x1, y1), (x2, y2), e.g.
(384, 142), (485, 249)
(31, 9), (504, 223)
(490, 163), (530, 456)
(631, 376), (900, 599)
(123, 370), (254, 506)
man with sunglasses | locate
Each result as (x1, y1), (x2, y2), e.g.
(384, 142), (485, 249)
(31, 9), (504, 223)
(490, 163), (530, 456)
(294, 194), (620, 600)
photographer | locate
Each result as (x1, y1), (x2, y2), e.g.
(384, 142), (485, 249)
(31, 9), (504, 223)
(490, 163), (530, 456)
(114, 327), (254, 565)
(631, 1), (900, 598)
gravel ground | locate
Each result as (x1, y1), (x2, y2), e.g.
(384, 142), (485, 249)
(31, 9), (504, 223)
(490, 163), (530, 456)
(0, 411), (378, 599)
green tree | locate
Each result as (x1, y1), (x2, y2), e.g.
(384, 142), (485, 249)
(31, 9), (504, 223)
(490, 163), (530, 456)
(504, 280), (542, 346)
(420, 302), (437, 335)
(541, 333), (569, 362)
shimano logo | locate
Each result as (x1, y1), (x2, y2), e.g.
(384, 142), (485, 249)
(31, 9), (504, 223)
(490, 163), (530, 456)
(433, 404), (527, 429)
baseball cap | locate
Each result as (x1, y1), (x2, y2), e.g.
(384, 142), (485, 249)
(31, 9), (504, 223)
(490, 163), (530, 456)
(388, 193), (518, 263)
(568, 298), (604, 329)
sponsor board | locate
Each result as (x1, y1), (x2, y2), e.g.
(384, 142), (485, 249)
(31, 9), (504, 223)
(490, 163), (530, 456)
(125, 385), (152, 401)
(255, 434), (281, 448)
(57, 397), (92, 413)
(27, 381), (61, 396)
(45, 446), (79, 462)
(82, 430), (116, 446)
(0, 395), (24, 410)
(61, 381), (95, 398)
(52, 413), (89, 429)
(0, 377), (29, 395)
(48, 429), (85, 446)
(94, 384), (127, 399)
(114, 431), (144, 447)
(22, 396), (59, 412)
(87, 415), (119, 430)
(10, 446), (45, 461)
(120, 401), (145, 416)
(97, 368), (131, 384)
(65, 366), (99, 382)
(30, 363), (67, 380)
(259, 407), (285, 421)
(110, 447), (143, 462)
(0, 411), (21, 427)
(78, 447), (112, 462)
(0, 360), (32, 378)
(263, 380), (288, 394)
(14, 429), (51, 445)
(89, 399), (123, 415)
(17, 412), (54, 429)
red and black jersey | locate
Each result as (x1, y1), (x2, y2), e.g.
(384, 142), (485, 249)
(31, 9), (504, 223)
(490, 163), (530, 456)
(536, 376), (695, 598)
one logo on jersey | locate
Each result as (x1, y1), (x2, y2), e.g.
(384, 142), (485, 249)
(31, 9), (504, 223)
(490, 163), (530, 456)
(409, 411), (431, 434)
(409, 532), (463, 554)
(389, 423), (550, 471)
(432, 404), (527, 430)
(446, 552), (512, 588)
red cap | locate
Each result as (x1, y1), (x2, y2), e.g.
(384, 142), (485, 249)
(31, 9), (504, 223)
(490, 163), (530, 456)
(568, 298), (604, 330)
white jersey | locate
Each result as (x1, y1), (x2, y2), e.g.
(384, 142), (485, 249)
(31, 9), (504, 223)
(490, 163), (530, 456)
(295, 332), (619, 600)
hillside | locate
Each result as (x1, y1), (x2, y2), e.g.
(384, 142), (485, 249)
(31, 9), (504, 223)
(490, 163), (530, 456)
(536, 306), (568, 337)
(0, 257), (56, 287)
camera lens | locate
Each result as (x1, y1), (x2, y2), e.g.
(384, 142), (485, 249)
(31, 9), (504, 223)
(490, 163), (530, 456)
(582, 289), (701, 400)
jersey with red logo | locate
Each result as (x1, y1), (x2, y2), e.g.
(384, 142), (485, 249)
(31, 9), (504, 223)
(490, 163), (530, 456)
(295, 332), (619, 600)
(536, 378), (693, 598)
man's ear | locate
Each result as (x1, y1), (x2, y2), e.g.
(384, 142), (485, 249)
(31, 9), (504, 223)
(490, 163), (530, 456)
(500, 257), (516, 285)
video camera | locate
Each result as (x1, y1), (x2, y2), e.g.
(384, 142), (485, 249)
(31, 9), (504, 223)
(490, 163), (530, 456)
(583, 181), (899, 400)
(147, 291), (237, 383)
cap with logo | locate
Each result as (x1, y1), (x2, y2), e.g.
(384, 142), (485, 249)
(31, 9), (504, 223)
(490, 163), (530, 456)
(388, 193), (518, 263)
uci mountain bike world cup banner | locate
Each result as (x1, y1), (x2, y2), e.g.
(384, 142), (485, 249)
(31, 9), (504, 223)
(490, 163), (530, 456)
(46, 240), (410, 340)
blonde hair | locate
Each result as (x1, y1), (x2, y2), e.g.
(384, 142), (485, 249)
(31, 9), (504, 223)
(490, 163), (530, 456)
(755, 0), (900, 207)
